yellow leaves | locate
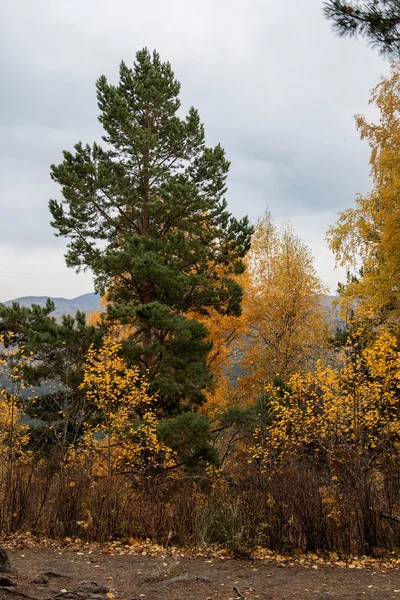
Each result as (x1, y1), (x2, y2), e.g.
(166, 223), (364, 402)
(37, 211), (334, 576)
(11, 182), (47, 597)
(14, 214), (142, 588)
(198, 211), (330, 418)
(79, 336), (174, 476)
(81, 335), (153, 413)
(328, 65), (400, 320)
(235, 212), (329, 403)
(249, 321), (400, 472)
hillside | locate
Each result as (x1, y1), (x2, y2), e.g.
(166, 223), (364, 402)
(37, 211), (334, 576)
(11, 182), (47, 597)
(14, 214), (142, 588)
(2, 293), (340, 321)
(2, 292), (100, 317)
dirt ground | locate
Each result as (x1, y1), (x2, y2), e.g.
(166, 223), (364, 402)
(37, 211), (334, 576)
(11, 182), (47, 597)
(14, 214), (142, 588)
(1, 544), (400, 600)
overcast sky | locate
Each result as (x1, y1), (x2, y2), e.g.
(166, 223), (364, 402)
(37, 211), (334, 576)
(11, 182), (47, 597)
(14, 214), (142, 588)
(0, 0), (388, 301)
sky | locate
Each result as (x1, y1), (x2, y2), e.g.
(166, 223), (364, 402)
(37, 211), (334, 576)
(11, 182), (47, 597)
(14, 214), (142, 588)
(0, 0), (388, 301)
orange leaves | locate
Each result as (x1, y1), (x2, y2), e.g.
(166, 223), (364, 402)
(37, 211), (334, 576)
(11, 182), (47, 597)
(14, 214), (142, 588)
(198, 211), (330, 418)
(5, 531), (400, 572)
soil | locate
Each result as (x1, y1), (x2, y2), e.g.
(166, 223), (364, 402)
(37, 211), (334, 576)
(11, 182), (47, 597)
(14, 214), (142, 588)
(1, 545), (400, 600)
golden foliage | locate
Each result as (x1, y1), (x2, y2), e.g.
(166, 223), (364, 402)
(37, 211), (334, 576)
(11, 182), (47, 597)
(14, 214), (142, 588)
(239, 212), (328, 393)
(196, 305), (246, 417)
(327, 63), (400, 321)
(250, 326), (400, 471)
(79, 335), (174, 476)
(201, 211), (329, 415)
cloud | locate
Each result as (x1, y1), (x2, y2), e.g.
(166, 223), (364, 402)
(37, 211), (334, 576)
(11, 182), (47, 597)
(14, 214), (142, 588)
(0, 244), (93, 302)
(0, 0), (388, 297)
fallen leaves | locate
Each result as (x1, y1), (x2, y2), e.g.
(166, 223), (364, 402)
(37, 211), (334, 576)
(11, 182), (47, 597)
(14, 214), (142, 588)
(247, 547), (400, 569)
(2, 532), (400, 571)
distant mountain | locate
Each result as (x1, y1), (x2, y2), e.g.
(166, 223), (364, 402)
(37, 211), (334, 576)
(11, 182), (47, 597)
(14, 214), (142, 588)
(2, 293), (341, 324)
(2, 293), (101, 317)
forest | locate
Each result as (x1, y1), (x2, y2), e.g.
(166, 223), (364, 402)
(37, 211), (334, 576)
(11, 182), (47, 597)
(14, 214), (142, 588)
(2, 48), (400, 558)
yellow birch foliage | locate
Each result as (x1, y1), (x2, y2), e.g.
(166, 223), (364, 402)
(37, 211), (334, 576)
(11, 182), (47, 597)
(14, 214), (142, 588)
(250, 328), (400, 470)
(80, 335), (174, 476)
(327, 63), (400, 321)
(198, 211), (329, 416)
(236, 211), (329, 402)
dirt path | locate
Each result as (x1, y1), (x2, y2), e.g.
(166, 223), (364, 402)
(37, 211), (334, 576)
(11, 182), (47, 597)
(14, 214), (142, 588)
(1, 545), (400, 600)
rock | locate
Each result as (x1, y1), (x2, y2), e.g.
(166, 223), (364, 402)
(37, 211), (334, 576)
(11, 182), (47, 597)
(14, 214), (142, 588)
(52, 583), (110, 600)
(34, 571), (71, 584)
(75, 582), (110, 594)
(138, 561), (182, 584)
(0, 577), (16, 587)
(0, 548), (12, 574)
(167, 572), (211, 585)
(43, 571), (71, 579)
(33, 574), (49, 584)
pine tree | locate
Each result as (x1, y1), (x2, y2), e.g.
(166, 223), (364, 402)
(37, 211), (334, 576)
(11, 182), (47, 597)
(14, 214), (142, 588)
(323, 1), (400, 57)
(0, 300), (103, 450)
(49, 49), (252, 413)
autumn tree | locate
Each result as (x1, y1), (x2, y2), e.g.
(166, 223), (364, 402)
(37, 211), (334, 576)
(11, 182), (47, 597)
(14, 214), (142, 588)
(233, 212), (329, 403)
(196, 211), (329, 421)
(192, 302), (245, 418)
(327, 64), (400, 324)
(49, 49), (252, 414)
(323, 0), (400, 57)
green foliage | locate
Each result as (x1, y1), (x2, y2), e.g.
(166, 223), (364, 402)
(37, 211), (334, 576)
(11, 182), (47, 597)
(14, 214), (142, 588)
(49, 48), (252, 412)
(157, 412), (218, 473)
(120, 307), (212, 411)
(0, 300), (103, 451)
(219, 405), (257, 429)
(323, 0), (400, 58)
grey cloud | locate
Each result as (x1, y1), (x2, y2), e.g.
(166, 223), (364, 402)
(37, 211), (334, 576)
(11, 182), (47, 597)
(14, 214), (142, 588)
(0, 0), (389, 297)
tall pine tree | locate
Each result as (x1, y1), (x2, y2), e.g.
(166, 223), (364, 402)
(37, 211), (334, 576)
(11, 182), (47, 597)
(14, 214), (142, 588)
(50, 49), (252, 413)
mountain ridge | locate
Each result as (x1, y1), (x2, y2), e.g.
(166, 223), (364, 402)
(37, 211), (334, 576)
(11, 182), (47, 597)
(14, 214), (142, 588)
(2, 293), (340, 319)
(2, 293), (101, 316)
